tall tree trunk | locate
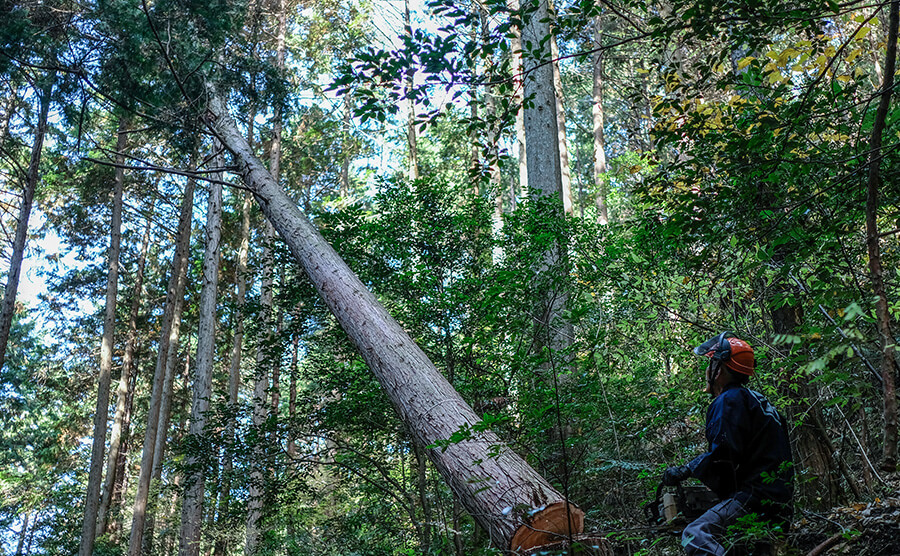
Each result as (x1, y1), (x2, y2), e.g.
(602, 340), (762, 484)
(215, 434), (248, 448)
(591, 17), (609, 225)
(80, 117), (126, 556)
(244, 218), (274, 555)
(549, 29), (573, 215)
(128, 170), (196, 556)
(508, 0), (527, 201)
(404, 0), (419, 182)
(212, 189), (251, 556)
(340, 93), (352, 201)
(287, 333), (299, 458)
(866, 0), (899, 472)
(142, 237), (191, 554)
(0, 74), (52, 371)
(479, 7), (504, 262)
(15, 511), (29, 556)
(98, 150), (155, 539)
(178, 144), (224, 556)
(207, 90), (583, 552)
(520, 0), (576, 497)
(245, 8), (286, 554)
(245, 8), (287, 552)
(109, 355), (139, 540)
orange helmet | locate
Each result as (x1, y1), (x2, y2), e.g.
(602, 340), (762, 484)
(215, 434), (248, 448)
(694, 332), (755, 376)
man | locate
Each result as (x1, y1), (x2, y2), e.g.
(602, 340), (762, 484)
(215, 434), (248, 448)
(663, 332), (793, 555)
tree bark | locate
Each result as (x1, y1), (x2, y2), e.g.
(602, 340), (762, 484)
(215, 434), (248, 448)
(404, 0), (419, 182)
(0, 74), (52, 372)
(178, 144), (224, 556)
(80, 117), (126, 556)
(520, 0), (575, 491)
(591, 17), (609, 225)
(549, 29), (573, 215)
(244, 219), (274, 555)
(509, 0), (527, 202)
(211, 189), (251, 556)
(206, 90), (581, 552)
(15, 511), (29, 556)
(98, 128), (154, 540)
(245, 8), (287, 551)
(127, 169), (196, 556)
(866, 0), (899, 472)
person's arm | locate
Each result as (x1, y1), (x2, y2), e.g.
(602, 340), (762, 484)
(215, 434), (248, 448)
(686, 392), (744, 494)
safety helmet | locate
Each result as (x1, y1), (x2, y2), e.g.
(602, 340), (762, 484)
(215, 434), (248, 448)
(693, 332), (755, 376)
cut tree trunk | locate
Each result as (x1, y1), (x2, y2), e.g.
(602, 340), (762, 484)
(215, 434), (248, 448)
(80, 117), (126, 556)
(206, 90), (585, 552)
(178, 143), (224, 556)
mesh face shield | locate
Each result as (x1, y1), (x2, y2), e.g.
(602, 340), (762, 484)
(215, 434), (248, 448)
(693, 332), (732, 362)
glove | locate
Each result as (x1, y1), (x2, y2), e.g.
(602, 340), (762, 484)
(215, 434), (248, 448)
(662, 465), (690, 486)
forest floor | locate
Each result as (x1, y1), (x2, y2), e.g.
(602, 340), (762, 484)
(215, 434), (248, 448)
(791, 494), (900, 556)
(590, 476), (900, 556)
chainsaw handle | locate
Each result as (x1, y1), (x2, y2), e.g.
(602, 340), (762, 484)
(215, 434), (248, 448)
(644, 483), (665, 525)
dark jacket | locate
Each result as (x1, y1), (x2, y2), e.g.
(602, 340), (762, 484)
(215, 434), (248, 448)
(686, 384), (793, 512)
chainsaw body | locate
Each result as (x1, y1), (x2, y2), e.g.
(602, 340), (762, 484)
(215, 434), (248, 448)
(645, 483), (719, 531)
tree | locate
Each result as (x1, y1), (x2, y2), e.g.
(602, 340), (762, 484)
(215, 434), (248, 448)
(78, 117), (126, 556)
(178, 142), (224, 556)
(206, 90), (583, 551)
(128, 170), (196, 556)
(0, 73), (52, 372)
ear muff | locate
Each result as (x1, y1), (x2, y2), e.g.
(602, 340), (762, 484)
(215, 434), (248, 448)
(712, 332), (732, 363)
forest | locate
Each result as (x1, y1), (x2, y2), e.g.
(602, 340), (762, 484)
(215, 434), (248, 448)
(1, 0), (899, 554)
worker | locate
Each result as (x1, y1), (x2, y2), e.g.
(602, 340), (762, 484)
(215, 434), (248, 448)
(662, 332), (793, 555)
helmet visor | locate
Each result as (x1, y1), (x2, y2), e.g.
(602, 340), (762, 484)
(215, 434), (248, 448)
(693, 332), (731, 358)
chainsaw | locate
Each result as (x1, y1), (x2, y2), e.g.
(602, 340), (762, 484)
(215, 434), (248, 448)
(644, 482), (719, 532)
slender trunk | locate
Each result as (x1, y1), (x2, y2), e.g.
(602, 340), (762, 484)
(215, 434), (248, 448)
(508, 0), (526, 201)
(143, 160), (196, 555)
(207, 90), (583, 552)
(287, 334), (299, 458)
(866, 0), (899, 471)
(549, 29), (573, 215)
(413, 442), (432, 552)
(481, 7), (504, 262)
(142, 246), (190, 553)
(15, 511), (29, 556)
(128, 169), (197, 556)
(98, 149), (155, 539)
(404, 0), (419, 182)
(178, 144), (224, 556)
(592, 17), (609, 225)
(80, 117), (126, 556)
(212, 190), (251, 556)
(109, 353), (140, 541)
(244, 221), (274, 555)
(341, 93), (351, 201)
(245, 9), (286, 552)
(0, 74), (52, 371)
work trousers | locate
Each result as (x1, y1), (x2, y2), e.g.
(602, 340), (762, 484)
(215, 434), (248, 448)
(682, 493), (752, 556)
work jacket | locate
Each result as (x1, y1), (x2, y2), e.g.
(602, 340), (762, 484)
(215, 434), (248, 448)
(686, 383), (793, 512)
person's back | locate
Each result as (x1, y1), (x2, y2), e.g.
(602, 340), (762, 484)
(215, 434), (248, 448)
(663, 332), (793, 555)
